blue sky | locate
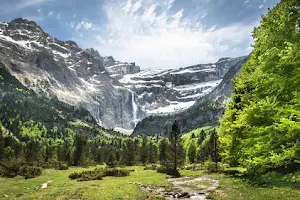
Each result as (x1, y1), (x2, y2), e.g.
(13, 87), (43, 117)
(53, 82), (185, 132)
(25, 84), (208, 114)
(0, 0), (280, 69)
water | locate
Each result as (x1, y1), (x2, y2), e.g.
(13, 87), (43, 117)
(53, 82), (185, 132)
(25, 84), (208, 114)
(131, 92), (138, 127)
(134, 176), (219, 200)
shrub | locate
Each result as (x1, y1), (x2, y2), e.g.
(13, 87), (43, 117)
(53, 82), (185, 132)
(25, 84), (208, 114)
(204, 159), (224, 173)
(69, 168), (131, 181)
(19, 166), (42, 179)
(37, 161), (69, 170)
(58, 163), (69, 170)
(0, 160), (42, 179)
(165, 168), (180, 177)
(144, 165), (157, 170)
(69, 172), (81, 179)
(104, 168), (130, 177)
(156, 166), (180, 177)
(0, 160), (21, 178)
(156, 166), (166, 173)
(0, 159), (42, 179)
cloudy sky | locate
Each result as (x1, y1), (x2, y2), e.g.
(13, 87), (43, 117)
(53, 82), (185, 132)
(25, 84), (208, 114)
(0, 0), (280, 69)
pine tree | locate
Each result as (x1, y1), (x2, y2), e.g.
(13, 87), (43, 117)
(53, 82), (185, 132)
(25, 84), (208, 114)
(188, 141), (197, 163)
(208, 129), (219, 170)
(74, 133), (87, 166)
(158, 138), (168, 165)
(107, 149), (116, 168)
(167, 120), (185, 175)
(140, 138), (148, 165)
(198, 130), (205, 146)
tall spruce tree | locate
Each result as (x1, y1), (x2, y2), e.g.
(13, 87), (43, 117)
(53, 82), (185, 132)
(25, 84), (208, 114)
(208, 129), (219, 170)
(158, 138), (168, 165)
(167, 120), (185, 175)
(188, 141), (197, 164)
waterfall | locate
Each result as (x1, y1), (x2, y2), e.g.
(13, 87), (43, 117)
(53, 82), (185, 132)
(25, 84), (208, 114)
(131, 92), (138, 127)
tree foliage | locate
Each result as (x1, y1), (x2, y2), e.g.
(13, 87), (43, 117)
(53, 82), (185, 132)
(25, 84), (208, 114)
(219, 0), (300, 174)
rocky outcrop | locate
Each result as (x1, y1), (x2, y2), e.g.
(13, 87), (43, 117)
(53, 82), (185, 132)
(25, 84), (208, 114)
(0, 18), (143, 132)
(120, 56), (248, 117)
(103, 56), (140, 79)
(132, 56), (249, 136)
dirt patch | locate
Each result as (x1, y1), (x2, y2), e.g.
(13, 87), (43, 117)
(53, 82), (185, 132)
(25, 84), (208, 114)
(41, 180), (53, 189)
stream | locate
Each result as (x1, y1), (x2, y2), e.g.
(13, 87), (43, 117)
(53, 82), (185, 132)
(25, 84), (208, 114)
(131, 176), (219, 199)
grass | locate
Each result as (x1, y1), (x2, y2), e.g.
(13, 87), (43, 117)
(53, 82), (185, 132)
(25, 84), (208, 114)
(0, 166), (170, 200)
(207, 173), (300, 200)
(1, 166), (300, 200)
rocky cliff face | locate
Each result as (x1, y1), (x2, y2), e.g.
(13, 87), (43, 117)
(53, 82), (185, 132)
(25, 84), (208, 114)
(0, 18), (248, 135)
(103, 56), (140, 80)
(132, 56), (249, 136)
(119, 56), (247, 116)
(0, 18), (141, 134)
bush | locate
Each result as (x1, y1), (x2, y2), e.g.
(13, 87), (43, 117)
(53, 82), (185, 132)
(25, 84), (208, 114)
(0, 160), (42, 179)
(103, 168), (130, 177)
(0, 160), (21, 178)
(37, 161), (69, 170)
(144, 165), (157, 170)
(19, 166), (42, 179)
(69, 167), (131, 181)
(156, 166), (166, 173)
(165, 168), (180, 177)
(156, 166), (180, 177)
(204, 159), (224, 173)
(58, 163), (69, 170)
(69, 172), (81, 180)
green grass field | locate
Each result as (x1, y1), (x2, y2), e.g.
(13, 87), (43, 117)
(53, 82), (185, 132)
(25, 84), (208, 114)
(1, 166), (300, 200)
(208, 173), (300, 200)
(0, 166), (170, 200)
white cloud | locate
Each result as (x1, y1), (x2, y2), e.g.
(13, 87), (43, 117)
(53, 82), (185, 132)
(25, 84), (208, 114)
(23, 15), (45, 22)
(76, 21), (93, 31)
(259, 4), (264, 9)
(200, 11), (208, 19)
(0, 0), (52, 14)
(72, 14), (76, 18)
(244, 0), (251, 4)
(56, 12), (62, 19)
(36, 8), (44, 17)
(48, 11), (54, 16)
(79, 0), (255, 69)
(66, 21), (76, 28)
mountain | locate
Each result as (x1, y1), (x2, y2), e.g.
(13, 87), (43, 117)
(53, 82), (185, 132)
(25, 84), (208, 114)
(0, 18), (138, 134)
(0, 18), (248, 135)
(132, 55), (249, 136)
(119, 56), (248, 118)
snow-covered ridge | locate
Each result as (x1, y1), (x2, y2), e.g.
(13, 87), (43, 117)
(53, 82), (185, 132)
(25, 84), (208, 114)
(116, 56), (246, 116)
(103, 56), (140, 79)
(0, 18), (248, 135)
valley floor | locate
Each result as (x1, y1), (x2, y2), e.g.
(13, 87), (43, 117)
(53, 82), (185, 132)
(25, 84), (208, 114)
(0, 166), (300, 200)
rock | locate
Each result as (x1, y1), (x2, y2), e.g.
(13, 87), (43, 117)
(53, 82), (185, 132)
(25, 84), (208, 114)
(178, 192), (190, 198)
(0, 18), (249, 135)
(0, 18), (144, 132)
(132, 56), (249, 136)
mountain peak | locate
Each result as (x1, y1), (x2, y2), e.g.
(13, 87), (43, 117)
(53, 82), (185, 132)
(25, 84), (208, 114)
(10, 18), (37, 25)
(217, 57), (231, 63)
